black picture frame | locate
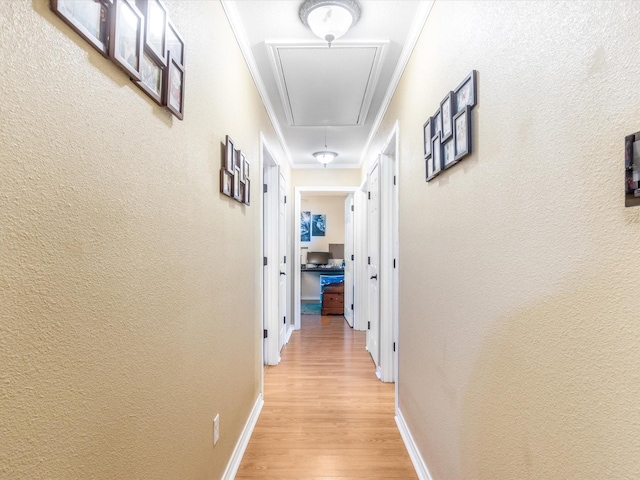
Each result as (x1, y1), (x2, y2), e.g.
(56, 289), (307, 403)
(136, 0), (167, 67)
(440, 91), (454, 142)
(225, 136), (235, 173)
(427, 133), (442, 182)
(164, 52), (184, 120)
(220, 169), (232, 197)
(453, 105), (472, 161)
(233, 149), (241, 171)
(242, 156), (250, 182)
(244, 178), (251, 206)
(442, 139), (455, 169)
(233, 168), (242, 202)
(109, 0), (144, 81)
(423, 117), (433, 159)
(50, 0), (111, 57)
(433, 111), (442, 137)
(454, 70), (477, 114)
(166, 20), (185, 68)
(135, 49), (164, 105)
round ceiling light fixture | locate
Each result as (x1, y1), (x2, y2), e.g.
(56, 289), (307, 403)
(313, 127), (338, 167)
(299, 0), (361, 47)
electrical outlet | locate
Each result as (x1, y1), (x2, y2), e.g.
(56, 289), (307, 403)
(213, 414), (220, 446)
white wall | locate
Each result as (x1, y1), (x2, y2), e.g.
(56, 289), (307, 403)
(365, 1), (640, 478)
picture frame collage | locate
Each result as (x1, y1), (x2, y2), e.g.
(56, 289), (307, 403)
(424, 70), (477, 181)
(221, 135), (250, 206)
(50, 0), (185, 120)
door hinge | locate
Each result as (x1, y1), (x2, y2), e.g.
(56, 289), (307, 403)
(263, 184), (267, 193)
(284, 195), (287, 203)
(393, 342), (396, 352)
(368, 256), (371, 265)
(351, 205), (354, 211)
(367, 321), (371, 330)
(351, 254), (354, 261)
(393, 258), (396, 268)
(394, 175), (397, 186)
(263, 257), (268, 266)
(284, 256), (286, 264)
(283, 316), (286, 324)
(263, 329), (268, 339)
(368, 192), (371, 200)
(351, 303), (354, 310)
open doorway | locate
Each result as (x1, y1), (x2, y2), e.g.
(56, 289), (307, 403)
(293, 187), (359, 330)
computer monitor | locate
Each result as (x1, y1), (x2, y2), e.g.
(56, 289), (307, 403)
(306, 251), (330, 266)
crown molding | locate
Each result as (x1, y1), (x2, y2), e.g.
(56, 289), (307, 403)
(358, 0), (435, 167)
(220, 0), (293, 167)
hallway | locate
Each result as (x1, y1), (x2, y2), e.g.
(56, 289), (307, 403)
(236, 315), (417, 478)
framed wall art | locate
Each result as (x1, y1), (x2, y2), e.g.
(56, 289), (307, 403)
(442, 139), (455, 169)
(423, 70), (478, 182)
(109, 0), (144, 81)
(225, 136), (235, 172)
(440, 91), (454, 141)
(244, 179), (251, 206)
(136, 0), (167, 66)
(233, 167), (241, 202)
(220, 169), (232, 197)
(51, 0), (111, 57)
(136, 50), (163, 104)
(423, 117), (432, 159)
(301, 211), (311, 242)
(454, 106), (472, 161)
(455, 70), (477, 113)
(220, 136), (250, 205)
(166, 20), (185, 67)
(427, 133), (442, 182)
(242, 155), (250, 182)
(164, 52), (184, 119)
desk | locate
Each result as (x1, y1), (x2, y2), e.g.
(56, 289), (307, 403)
(300, 267), (344, 275)
(300, 267), (344, 300)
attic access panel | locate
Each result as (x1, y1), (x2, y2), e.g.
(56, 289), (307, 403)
(269, 43), (386, 127)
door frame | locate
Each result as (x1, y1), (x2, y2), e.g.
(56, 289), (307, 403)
(293, 186), (359, 330)
(261, 134), (283, 366)
(378, 122), (399, 384)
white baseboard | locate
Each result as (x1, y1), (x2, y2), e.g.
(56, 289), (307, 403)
(221, 393), (264, 480)
(395, 407), (433, 480)
(285, 325), (294, 344)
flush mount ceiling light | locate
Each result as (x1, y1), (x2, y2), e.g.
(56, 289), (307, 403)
(313, 127), (338, 167)
(299, 0), (361, 47)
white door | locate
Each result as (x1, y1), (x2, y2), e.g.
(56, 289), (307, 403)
(344, 195), (355, 327)
(367, 161), (380, 367)
(278, 171), (287, 351)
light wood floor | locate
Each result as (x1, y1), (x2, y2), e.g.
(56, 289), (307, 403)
(235, 314), (417, 479)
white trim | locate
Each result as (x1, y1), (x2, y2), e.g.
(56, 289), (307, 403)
(290, 163), (366, 170)
(294, 186), (360, 330)
(266, 41), (388, 127)
(395, 407), (433, 480)
(221, 394), (264, 480)
(353, 181), (368, 331)
(262, 138), (281, 366)
(285, 324), (294, 344)
(358, 1), (434, 167)
(221, 1), (292, 167)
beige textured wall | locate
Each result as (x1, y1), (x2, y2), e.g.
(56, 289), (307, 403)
(0, 1), (283, 478)
(365, 1), (640, 478)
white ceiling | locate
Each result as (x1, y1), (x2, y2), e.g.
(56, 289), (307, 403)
(222, 1), (432, 169)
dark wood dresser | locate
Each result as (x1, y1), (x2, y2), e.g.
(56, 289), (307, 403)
(321, 282), (344, 316)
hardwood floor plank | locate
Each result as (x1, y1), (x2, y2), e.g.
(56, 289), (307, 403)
(235, 315), (417, 479)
